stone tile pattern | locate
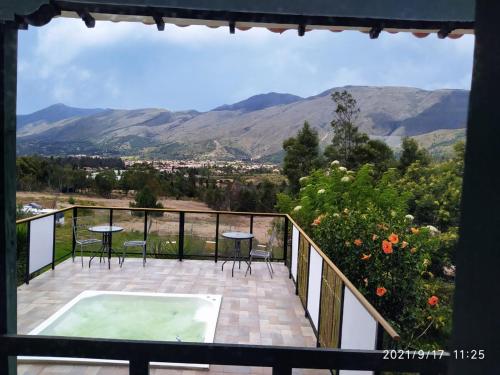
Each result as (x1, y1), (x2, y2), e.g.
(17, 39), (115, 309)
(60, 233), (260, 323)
(17, 258), (326, 375)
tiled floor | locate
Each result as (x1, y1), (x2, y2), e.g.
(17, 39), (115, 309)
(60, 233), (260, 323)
(17, 257), (322, 375)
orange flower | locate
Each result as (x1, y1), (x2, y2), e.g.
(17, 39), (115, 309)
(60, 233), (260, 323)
(401, 241), (408, 249)
(361, 253), (372, 261)
(428, 295), (439, 306)
(382, 240), (393, 254)
(354, 239), (363, 247)
(372, 234), (378, 241)
(388, 233), (399, 244)
(376, 287), (387, 297)
(411, 227), (420, 235)
(312, 219), (321, 226)
(410, 247), (417, 254)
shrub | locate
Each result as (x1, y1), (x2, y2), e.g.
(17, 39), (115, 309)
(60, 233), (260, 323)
(279, 162), (451, 349)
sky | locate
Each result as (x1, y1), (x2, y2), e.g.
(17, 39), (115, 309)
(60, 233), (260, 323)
(18, 17), (475, 115)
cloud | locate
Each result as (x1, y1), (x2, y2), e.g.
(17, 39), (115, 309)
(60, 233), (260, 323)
(34, 17), (279, 71)
(330, 67), (366, 87)
(19, 17), (475, 114)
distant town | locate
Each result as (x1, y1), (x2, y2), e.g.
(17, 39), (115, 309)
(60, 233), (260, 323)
(66, 154), (281, 176)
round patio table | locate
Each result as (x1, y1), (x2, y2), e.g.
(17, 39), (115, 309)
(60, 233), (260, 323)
(88, 225), (124, 269)
(221, 231), (254, 277)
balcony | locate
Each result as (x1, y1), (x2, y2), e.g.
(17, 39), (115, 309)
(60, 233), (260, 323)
(11, 206), (448, 375)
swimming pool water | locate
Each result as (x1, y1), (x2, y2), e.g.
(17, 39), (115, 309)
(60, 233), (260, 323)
(22, 291), (222, 368)
(35, 292), (219, 342)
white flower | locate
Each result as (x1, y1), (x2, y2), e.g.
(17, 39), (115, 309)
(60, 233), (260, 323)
(331, 160), (340, 166)
(405, 214), (415, 222)
(339, 166), (347, 172)
(390, 210), (397, 218)
(341, 176), (351, 182)
(325, 171), (330, 176)
(317, 189), (326, 194)
(332, 213), (340, 218)
(299, 177), (308, 184)
(425, 225), (440, 236)
(293, 205), (302, 212)
(347, 170), (355, 175)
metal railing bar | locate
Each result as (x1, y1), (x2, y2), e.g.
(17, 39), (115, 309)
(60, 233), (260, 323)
(215, 213), (219, 263)
(129, 358), (149, 375)
(73, 205), (286, 217)
(2, 334), (448, 372)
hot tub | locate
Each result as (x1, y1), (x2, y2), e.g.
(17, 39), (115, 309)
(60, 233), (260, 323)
(20, 290), (222, 369)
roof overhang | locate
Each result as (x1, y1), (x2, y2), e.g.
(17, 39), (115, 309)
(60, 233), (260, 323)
(2, 0), (474, 38)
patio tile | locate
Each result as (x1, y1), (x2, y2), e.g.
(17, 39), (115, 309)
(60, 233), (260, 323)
(17, 258), (322, 374)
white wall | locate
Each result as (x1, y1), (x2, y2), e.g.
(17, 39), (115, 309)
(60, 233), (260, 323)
(291, 225), (299, 281)
(306, 247), (322, 330)
(339, 287), (378, 375)
(29, 215), (54, 274)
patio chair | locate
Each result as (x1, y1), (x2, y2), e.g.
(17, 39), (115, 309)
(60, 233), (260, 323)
(72, 217), (102, 268)
(120, 219), (152, 267)
(245, 228), (277, 278)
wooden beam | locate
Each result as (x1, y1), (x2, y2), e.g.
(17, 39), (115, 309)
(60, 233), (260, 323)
(77, 9), (95, 28)
(153, 14), (164, 31)
(450, 0), (500, 374)
(0, 21), (18, 375)
(369, 25), (383, 39)
(298, 24), (306, 36)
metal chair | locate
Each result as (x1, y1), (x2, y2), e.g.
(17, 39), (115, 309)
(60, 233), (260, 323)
(245, 228), (276, 278)
(72, 217), (102, 268)
(120, 219), (152, 267)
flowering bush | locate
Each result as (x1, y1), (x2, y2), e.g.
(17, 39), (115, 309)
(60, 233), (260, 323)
(278, 163), (451, 349)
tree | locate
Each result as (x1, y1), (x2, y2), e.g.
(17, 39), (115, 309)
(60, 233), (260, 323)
(351, 139), (396, 174)
(399, 137), (431, 173)
(94, 171), (116, 198)
(130, 185), (164, 216)
(325, 91), (368, 167)
(283, 121), (322, 194)
(131, 186), (163, 209)
(256, 180), (278, 212)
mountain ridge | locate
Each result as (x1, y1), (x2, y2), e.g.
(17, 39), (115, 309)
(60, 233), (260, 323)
(17, 86), (468, 161)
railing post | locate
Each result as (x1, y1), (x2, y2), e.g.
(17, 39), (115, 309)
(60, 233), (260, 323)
(283, 216), (289, 264)
(272, 366), (292, 375)
(373, 323), (385, 375)
(304, 244), (311, 317)
(51, 214), (56, 270)
(109, 208), (113, 250)
(337, 284), (346, 348)
(143, 211), (148, 242)
(249, 215), (254, 251)
(178, 211), (184, 261)
(25, 221), (30, 285)
(316, 259), (325, 348)
(71, 207), (77, 260)
(129, 359), (149, 375)
(215, 213), (219, 263)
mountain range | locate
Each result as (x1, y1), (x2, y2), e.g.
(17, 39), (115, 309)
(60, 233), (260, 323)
(17, 86), (468, 162)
